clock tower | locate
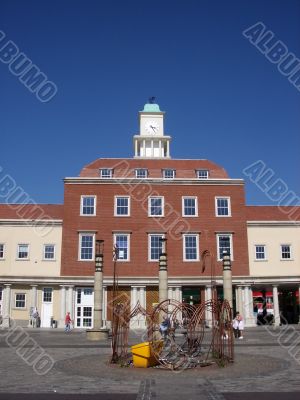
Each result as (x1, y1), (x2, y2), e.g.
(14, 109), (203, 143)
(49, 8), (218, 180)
(133, 100), (171, 158)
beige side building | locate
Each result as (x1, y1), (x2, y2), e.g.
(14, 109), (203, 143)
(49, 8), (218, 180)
(247, 206), (300, 326)
(0, 204), (64, 328)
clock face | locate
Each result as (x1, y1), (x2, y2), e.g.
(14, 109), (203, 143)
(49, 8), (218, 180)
(145, 120), (159, 134)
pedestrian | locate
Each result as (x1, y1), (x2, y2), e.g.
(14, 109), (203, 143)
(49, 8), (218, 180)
(159, 315), (170, 339)
(32, 307), (39, 328)
(232, 312), (244, 339)
(65, 312), (72, 332)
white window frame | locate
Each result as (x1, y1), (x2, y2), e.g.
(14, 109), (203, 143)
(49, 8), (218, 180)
(78, 233), (95, 261)
(216, 234), (233, 261)
(215, 197), (231, 217)
(135, 169), (148, 179)
(162, 169), (175, 179)
(182, 196), (198, 217)
(196, 169), (209, 179)
(148, 196), (164, 217)
(42, 287), (53, 303)
(15, 293), (26, 309)
(0, 243), (5, 260)
(80, 195), (96, 216)
(148, 234), (165, 262)
(254, 244), (267, 261)
(113, 233), (130, 262)
(17, 244), (29, 260)
(114, 196), (130, 217)
(99, 168), (113, 178)
(183, 234), (199, 262)
(43, 244), (56, 261)
(280, 244), (292, 260)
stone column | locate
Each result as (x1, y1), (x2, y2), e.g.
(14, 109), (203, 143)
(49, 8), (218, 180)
(273, 285), (280, 326)
(30, 285), (38, 308)
(175, 287), (182, 303)
(222, 252), (233, 308)
(237, 285), (243, 316)
(205, 285), (212, 327)
(139, 286), (146, 329)
(249, 286), (256, 324)
(66, 286), (74, 317)
(28, 285), (38, 327)
(159, 140), (162, 157)
(93, 266), (104, 331)
(235, 286), (239, 312)
(140, 286), (146, 309)
(175, 287), (182, 321)
(130, 286), (138, 329)
(244, 286), (256, 326)
(102, 286), (107, 327)
(2, 284), (11, 327)
(134, 139), (138, 157)
(58, 285), (66, 328)
(166, 141), (170, 157)
(143, 139), (146, 157)
(159, 247), (168, 325)
(151, 140), (154, 158)
(159, 255), (168, 304)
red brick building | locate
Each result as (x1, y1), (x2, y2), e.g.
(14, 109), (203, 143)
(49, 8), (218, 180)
(60, 101), (252, 328)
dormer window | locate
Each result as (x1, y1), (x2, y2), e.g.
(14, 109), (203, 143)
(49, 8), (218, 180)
(163, 169), (175, 179)
(135, 168), (148, 179)
(196, 169), (209, 179)
(100, 168), (113, 178)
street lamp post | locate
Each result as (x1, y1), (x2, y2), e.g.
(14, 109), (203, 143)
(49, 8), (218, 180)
(87, 239), (109, 340)
(159, 238), (168, 304)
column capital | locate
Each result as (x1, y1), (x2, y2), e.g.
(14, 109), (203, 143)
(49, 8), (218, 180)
(4, 283), (12, 287)
(131, 285), (144, 289)
(272, 284), (279, 288)
(30, 284), (38, 288)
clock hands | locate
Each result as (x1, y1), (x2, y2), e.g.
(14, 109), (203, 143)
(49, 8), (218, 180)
(150, 125), (157, 133)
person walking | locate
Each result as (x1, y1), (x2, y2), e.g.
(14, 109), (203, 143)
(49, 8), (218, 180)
(32, 307), (39, 328)
(65, 312), (72, 332)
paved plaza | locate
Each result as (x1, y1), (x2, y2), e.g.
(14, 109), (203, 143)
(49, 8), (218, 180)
(0, 325), (300, 399)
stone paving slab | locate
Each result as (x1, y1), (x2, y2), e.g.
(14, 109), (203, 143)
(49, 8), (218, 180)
(0, 326), (300, 399)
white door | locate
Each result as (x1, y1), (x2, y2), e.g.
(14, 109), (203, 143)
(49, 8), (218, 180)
(41, 288), (53, 327)
(75, 288), (94, 328)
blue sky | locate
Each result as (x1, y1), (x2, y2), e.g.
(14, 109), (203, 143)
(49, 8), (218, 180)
(1, 0), (299, 205)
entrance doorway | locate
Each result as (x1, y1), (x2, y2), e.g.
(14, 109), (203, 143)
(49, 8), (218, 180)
(41, 287), (53, 327)
(279, 289), (299, 324)
(182, 287), (201, 306)
(75, 288), (94, 328)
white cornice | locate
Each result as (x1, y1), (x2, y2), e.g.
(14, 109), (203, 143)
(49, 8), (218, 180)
(64, 177), (244, 186)
(2, 275), (298, 286)
(247, 221), (300, 227)
(0, 219), (62, 227)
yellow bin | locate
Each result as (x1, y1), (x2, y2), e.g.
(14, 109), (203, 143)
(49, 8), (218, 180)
(131, 341), (160, 368)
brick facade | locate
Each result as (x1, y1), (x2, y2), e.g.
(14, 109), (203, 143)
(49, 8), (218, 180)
(61, 159), (249, 278)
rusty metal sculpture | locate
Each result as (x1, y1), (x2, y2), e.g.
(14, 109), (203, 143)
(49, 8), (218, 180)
(110, 298), (233, 369)
(110, 246), (234, 369)
(148, 298), (234, 370)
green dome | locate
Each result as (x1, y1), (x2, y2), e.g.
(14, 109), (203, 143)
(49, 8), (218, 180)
(142, 103), (161, 112)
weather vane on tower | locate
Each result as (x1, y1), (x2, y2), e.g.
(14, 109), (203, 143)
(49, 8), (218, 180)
(148, 96), (156, 104)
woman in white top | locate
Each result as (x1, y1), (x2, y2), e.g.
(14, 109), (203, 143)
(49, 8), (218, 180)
(232, 312), (244, 339)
